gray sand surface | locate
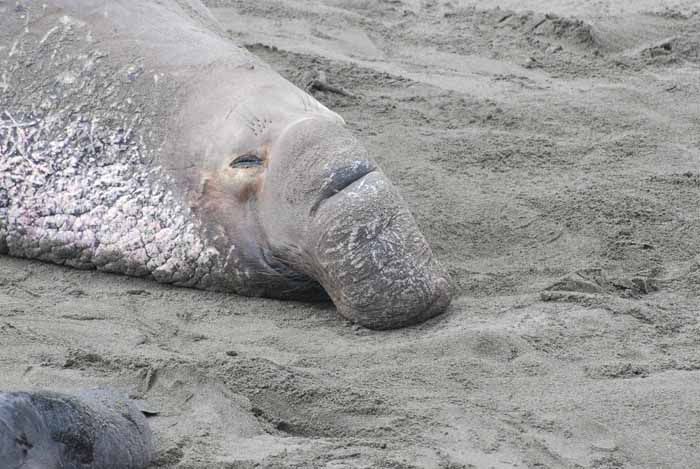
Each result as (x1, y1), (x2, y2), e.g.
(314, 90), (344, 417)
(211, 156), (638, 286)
(2, 0), (700, 467)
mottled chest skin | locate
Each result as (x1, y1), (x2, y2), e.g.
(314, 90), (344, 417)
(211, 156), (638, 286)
(0, 36), (224, 290)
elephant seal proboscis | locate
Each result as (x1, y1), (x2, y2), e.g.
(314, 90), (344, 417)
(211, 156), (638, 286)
(0, 0), (450, 329)
(0, 388), (152, 469)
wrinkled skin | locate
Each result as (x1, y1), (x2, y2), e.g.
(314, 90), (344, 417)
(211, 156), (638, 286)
(0, 0), (450, 329)
(0, 389), (152, 469)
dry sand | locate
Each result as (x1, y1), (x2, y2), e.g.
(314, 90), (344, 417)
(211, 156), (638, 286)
(2, 0), (700, 467)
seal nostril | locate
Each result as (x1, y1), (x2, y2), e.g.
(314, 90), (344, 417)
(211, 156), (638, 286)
(310, 161), (376, 215)
(326, 162), (376, 194)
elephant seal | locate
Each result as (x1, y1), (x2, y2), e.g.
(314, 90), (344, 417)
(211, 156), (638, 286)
(0, 0), (450, 329)
(0, 388), (153, 469)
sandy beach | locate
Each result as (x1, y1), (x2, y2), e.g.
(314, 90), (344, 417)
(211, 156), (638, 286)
(2, 0), (700, 467)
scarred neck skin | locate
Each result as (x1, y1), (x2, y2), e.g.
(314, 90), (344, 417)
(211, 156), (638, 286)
(0, 109), (233, 289)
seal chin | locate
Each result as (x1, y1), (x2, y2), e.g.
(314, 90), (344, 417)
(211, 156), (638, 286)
(260, 249), (330, 301)
(335, 272), (451, 330)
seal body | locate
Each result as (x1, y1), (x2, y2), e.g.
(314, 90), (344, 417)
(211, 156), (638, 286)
(0, 0), (450, 329)
(0, 388), (153, 469)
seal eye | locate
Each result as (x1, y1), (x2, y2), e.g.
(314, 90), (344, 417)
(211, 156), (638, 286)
(230, 153), (262, 169)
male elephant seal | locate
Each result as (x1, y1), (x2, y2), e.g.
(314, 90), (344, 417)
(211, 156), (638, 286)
(0, 388), (153, 469)
(0, 0), (450, 329)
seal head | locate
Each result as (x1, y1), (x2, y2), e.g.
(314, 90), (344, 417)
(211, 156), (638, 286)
(183, 72), (450, 329)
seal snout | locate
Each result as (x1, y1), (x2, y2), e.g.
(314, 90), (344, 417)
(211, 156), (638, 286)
(311, 160), (377, 215)
(309, 173), (452, 329)
(263, 116), (450, 329)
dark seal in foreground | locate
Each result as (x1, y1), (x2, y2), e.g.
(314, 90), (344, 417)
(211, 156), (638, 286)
(0, 388), (153, 469)
(0, 0), (450, 329)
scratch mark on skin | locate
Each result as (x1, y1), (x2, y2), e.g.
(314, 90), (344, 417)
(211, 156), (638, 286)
(39, 26), (59, 45)
(225, 107), (234, 120)
(0, 72), (9, 93)
(234, 104), (270, 137)
(300, 90), (310, 112)
(9, 41), (19, 57)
